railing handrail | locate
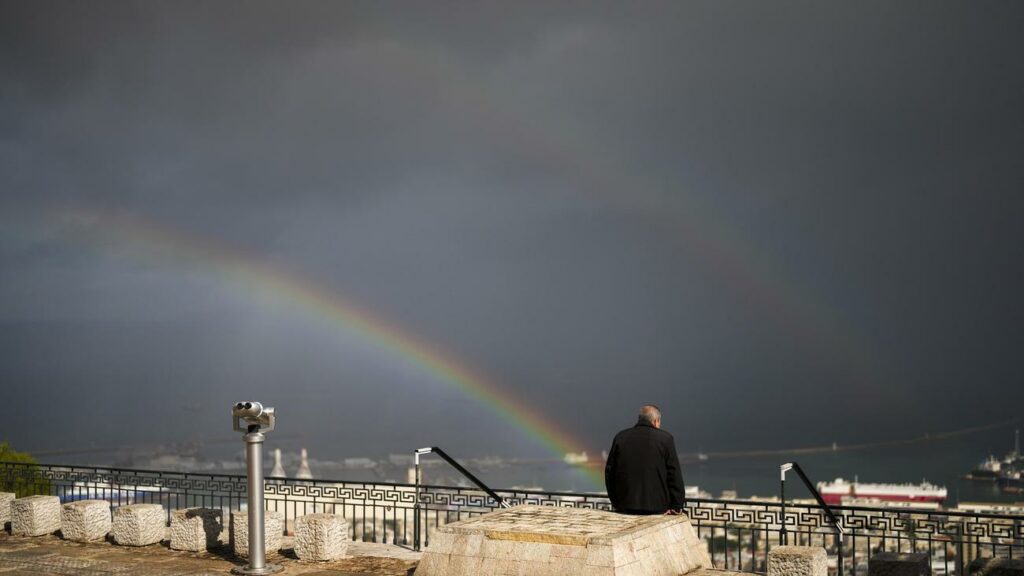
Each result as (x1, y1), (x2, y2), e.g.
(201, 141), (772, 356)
(782, 462), (844, 534)
(413, 447), (508, 508)
(411, 446), (511, 551)
(781, 462), (844, 576)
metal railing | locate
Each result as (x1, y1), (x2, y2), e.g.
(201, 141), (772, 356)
(412, 446), (509, 551)
(2, 461), (1021, 575)
(781, 462), (845, 576)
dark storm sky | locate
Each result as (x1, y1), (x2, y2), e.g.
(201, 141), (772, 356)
(1, 1), (1022, 460)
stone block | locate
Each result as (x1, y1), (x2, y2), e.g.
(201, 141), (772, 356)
(869, 552), (930, 576)
(230, 509), (283, 558)
(768, 545), (827, 576)
(170, 507), (222, 552)
(11, 495), (61, 536)
(969, 558), (1024, 576)
(111, 503), (165, 546)
(294, 513), (348, 561)
(415, 504), (711, 576)
(0, 492), (14, 527)
(60, 500), (111, 542)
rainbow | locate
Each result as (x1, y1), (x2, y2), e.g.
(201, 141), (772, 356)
(60, 207), (605, 488)
(33, 46), (873, 493)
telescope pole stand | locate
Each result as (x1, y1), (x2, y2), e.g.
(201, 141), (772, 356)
(232, 427), (283, 575)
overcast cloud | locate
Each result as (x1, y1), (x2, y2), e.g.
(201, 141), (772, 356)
(1, 1), (1022, 461)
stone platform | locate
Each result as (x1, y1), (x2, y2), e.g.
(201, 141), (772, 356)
(416, 504), (712, 576)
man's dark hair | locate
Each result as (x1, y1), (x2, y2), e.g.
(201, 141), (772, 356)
(638, 404), (662, 425)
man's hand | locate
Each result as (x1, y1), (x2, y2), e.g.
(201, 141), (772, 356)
(663, 509), (680, 515)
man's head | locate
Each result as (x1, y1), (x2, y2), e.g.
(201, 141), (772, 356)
(638, 404), (662, 429)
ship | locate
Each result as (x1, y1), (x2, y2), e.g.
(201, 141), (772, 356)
(967, 455), (1003, 480)
(817, 477), (948, 505)
(563, 451), (589, 465)
(966, 429), (1022, 490)
(997, 470), (1024, 494)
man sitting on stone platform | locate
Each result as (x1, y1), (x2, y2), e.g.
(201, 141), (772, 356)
(605, 404), (687, 515)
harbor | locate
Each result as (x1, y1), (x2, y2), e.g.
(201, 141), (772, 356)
(30, 427), (1024, 516)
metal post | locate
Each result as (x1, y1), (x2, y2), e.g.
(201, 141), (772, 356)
(838, 533), (845, 576)
(413, 449), (422, 552)
(780, 463), (791, 546)
(232, 402), (282, 576)
(956, 522), (964, 576)
(247, 428), (267, 570)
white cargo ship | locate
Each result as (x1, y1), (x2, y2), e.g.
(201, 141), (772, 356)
(817, 477), (947, 505)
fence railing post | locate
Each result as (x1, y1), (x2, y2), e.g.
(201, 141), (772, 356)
(413, 448), (427, 552)
(780, 463), (791, 546)
(957, 521), (965, 576)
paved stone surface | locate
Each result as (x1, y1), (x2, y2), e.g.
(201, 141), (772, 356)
(10, 495), (61, 537)
(60, 500), (111, 542)
(170, 508), (223, 552)
(690, 571), (756, 576)
(767, 545), (827, 576)
(417, 504), (712, 576)
(112, 503), (166, 547)
(295, 513), (349, 561)
(0, 530), (419, 575)
(438, 504), (645, 544)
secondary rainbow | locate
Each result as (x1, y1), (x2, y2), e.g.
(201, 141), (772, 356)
(61, 207), (604, 487)
(371, 45), (876, 385)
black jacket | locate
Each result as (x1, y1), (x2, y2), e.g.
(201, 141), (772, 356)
(604, 420), (686, 514)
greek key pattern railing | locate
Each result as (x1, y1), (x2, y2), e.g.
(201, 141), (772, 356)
(2, 461), (1020, 575)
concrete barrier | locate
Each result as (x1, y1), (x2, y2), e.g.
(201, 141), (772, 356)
(170, 507), (222, 552)
(61, 500), (111, 542)
(768, 545), (827, 576)
(230, 509), (283, 558)
(869, 552), (930, 576)
(11, 495), (61, 537)
(968, 558), (1024, 576)
(294, 513), (349, 561)
(111, 503), (165, 546)
(0, 492), (13, 527)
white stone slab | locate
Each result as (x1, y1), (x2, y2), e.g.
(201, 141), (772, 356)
(416, 504), (712, 576)
(111, 503), (166, 546)
(170, 507), (223, 551)
(61, 500), (111, 542)
(768, 545), (827, 576)
(294, 513), (349, 561)
(0, 492), (14, 526)
(230, 509), (283, 558)
(11, 495), (61, 537)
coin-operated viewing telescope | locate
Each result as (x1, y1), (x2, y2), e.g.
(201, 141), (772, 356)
(231, 401), (282, 575)
(233, 401), (275, 432)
